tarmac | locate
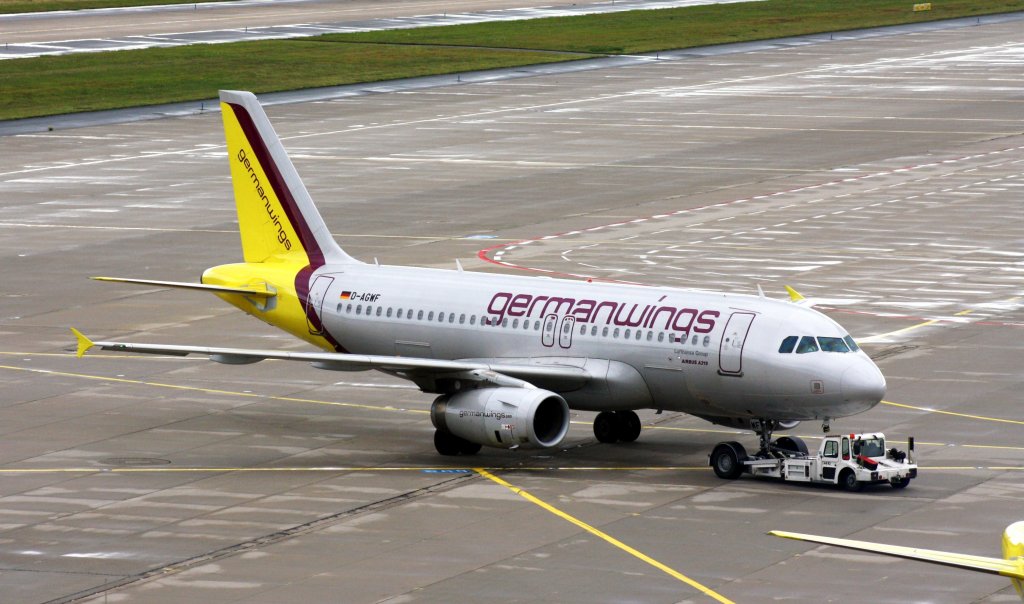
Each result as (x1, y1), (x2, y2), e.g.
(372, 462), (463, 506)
(0, 11), (1022, 604)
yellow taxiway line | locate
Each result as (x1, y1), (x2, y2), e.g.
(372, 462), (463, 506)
(2, 361), (1022, 448)
(882, 400), (1024, 426)
(475, 468), (735, 604)
(0, 363), (428, 415)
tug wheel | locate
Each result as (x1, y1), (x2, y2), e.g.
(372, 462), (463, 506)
(840, 469), (863, 492)
(711, 442), (746, 480)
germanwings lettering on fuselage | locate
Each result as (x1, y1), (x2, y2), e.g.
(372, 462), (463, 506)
(485, 291), (720, 333)
(236, 148), (292, 251)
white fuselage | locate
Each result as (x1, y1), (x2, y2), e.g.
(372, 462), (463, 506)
(303, 263), (886, 423)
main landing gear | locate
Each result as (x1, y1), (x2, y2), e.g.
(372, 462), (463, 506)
(593, 410), (642, 444)
(433, 429), (482, 456)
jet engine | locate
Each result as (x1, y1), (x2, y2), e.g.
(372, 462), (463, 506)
(431, 387), (570, 449)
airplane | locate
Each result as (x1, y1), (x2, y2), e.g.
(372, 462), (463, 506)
(72, 89), (887, 461)
(770, 524), (1024, 600)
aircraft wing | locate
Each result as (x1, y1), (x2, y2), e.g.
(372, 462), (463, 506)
(769, 530), (1024, 579)
(71, 329), (589, 390)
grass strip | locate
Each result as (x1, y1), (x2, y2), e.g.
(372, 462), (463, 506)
(324, 0), (1024, 54)
(0, 0), (231, 14)
(1, 0), (1022, 121)
(0, 42), (577, 120)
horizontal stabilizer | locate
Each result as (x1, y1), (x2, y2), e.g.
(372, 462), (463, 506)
(769, 530), (1024, 580)
(92, 277), (275, 298)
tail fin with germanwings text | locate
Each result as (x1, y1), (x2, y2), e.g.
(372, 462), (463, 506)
(219, 90), (357, 266)
(90, 91), (356, 352)
(198, 91), (359, 351)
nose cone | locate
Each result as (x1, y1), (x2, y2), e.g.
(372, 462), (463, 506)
(840, 360), (886, 408)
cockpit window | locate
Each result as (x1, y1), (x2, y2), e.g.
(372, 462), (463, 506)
(778, 336), (798, 353)
(795, 336), (819, 354)
(818, 337), (851, 353)
(843, 335), (860, 352)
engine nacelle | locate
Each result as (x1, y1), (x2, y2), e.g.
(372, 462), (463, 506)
(431, 387), (570, 449)
(696, 415), (800, 432)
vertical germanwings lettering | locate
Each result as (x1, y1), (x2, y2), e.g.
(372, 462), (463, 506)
(237, 148), (292, 250)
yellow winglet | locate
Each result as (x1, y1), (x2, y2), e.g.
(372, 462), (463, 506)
(70, 328), (94, 358)
(784, 285), (805, 302)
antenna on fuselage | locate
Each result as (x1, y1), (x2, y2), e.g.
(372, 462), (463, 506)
(757, 283), (766, 299)
(456, 259), (464, 273)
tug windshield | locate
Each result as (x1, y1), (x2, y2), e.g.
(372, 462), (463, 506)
(854, 436), (885, 458)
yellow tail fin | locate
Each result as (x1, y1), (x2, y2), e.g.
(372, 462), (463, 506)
(219, 90), (357, 266)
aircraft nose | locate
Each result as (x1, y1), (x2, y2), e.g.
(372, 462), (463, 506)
(840, 360), (886, 407)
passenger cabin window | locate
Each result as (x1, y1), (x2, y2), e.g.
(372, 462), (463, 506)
(778, 336), (798, 353)
(386, 308), (393, 318)
(796, 336), (819, 354)
(418, 310), (424, 320)
(470, 315), (476, 325)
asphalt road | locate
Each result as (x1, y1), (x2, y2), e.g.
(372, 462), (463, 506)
(0, 14), (1022, 604)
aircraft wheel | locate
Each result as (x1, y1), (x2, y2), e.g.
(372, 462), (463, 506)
(839, 468), (863, 492)
(459, 440), (482, 455)
(711, 442), (746, 480)
(616, 411), (642, 443)
(891, 477), (911, 489)
(434, 429), (465, 456)
(593, 411), (620, 443)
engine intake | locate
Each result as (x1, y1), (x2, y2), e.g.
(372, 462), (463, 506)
(431, 387), (570, 449)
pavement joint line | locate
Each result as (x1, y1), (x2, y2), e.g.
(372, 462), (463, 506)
(36, 470), (479, 604)
(1, 361), (1021, 450)
(474, 467), (736, 603)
